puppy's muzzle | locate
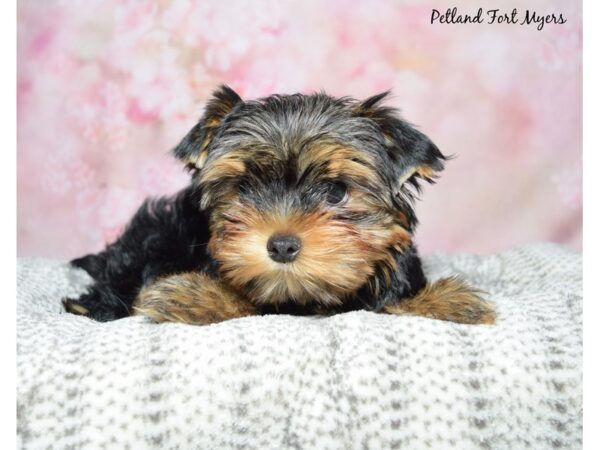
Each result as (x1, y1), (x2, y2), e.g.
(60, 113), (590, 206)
(267, 234), (301, 263)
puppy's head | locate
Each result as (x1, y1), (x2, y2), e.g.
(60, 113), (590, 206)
(174, 86), (446, 305)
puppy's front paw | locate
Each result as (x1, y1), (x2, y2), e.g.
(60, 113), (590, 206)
(384, 277), (496, 325)
(133, 272), (256, 325)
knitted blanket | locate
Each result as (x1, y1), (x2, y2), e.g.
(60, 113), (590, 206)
(17, 243), (582, 449)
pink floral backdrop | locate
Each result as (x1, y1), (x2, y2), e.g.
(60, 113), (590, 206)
(17, 0), (582, 258)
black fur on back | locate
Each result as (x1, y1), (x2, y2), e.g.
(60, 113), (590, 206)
(70, 186), (213, 321)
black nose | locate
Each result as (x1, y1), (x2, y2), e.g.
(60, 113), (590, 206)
(267, 234), (301, 263)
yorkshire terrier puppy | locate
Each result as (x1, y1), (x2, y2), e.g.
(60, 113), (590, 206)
(63, 86), (495, 325)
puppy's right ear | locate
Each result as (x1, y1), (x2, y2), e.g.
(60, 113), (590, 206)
(173, 85), (242, 170)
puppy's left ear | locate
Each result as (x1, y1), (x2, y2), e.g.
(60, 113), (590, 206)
(354, 91), (447, 188)
(173, 85), (243, 171)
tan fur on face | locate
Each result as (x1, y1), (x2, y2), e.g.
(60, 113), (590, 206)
(299, 144), (379, 184)
(383, 277), (496, 325)
(209, 202), (410, 306)
(199, 150), (247, 184)
(346, 190), (410, 230)
(201, 144), (379, 189)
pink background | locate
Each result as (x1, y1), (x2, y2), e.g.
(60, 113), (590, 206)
(17, 0), (582, 259)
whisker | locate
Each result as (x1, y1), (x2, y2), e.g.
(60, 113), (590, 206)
(112, 293), (131, 314)
(189, 243), (209, 248)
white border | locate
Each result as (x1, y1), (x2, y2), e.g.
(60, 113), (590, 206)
(2, 0), (17, 446)
(583, 0), (597, 447)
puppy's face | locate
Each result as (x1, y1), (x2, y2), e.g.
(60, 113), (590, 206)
(174, 86), (445, 305)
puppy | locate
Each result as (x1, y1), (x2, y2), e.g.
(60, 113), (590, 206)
(64, 86), (495, 326)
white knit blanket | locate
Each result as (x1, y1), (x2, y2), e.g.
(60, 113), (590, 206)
(17, 243), (582, 450)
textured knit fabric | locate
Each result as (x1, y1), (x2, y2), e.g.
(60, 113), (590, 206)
(17, 243), (582, 450)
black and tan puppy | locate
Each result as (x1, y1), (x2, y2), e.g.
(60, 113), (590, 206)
(64, 86), (495, 325)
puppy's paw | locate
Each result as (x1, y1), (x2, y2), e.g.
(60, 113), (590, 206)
(384, 277), (496, 325)
(133, 272), (256, 325)
(62, 298), (90, 316)
(62, 289), (130, 322)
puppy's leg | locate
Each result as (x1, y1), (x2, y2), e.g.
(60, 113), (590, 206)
(383, 277), (496, 325)
(63, 284), (131, 322)
(132, 273), (256, 325)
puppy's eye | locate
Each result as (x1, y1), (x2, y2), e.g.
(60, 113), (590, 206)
(325, 182), (348, 205)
